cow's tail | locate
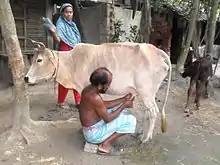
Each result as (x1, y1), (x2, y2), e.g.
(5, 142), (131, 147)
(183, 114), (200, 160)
(160, 50), (172, 133)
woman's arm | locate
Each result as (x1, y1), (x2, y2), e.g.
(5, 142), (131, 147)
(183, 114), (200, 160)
(43, 17), (61, 44)
(51, 30), (61, 44)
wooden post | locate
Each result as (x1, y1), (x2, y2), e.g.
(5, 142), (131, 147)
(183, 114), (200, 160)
(45, 0), (54, 49)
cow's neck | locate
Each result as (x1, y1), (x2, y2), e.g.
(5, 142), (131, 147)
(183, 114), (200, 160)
(53, 50), (77, 89)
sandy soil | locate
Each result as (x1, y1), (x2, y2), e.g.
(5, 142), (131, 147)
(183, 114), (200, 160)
(0, 72), (220, 165)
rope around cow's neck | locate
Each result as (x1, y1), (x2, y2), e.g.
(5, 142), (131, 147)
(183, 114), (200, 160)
(50, 50), (60, 95)
(50, 50), (59, 80)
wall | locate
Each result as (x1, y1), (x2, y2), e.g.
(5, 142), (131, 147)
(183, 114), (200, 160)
(79, 5), (101, 44)
(79, 3), (141, 44)
(113, 7), (141, 42)
(150, 12), (173, 55)
(0, 0), (47, 86)
(24, 0), (47, 50)
(0, 0), (47, 54)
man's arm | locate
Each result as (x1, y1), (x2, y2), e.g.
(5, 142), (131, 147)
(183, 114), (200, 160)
(104, 97), (125, 109)
(104, 93), (132, 109)
(94, 96), (125, 123)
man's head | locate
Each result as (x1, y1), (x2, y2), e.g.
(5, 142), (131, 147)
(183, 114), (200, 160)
(89, 67), (113, 94)
(60, 3), (73, 21)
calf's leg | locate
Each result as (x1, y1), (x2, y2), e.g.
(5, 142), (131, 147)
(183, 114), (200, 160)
(204, 80), (209, 98)
(195, 80), (204, 110)
(185, 78), (195, 113)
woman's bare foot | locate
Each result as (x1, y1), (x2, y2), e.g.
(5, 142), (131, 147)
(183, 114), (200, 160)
(56, 103), (70, 110)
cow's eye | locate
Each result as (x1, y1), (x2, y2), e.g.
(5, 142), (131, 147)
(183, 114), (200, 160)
(37, 59), (43, 63)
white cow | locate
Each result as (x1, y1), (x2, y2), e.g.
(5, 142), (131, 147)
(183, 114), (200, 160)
(25, 40), (172, 143)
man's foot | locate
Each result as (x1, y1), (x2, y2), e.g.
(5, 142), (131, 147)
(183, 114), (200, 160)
(97, 147), (122, 156)
(98, 143), (111, 153)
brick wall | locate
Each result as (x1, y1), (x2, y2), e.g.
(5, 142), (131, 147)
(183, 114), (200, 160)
(150, 13), (172, 55)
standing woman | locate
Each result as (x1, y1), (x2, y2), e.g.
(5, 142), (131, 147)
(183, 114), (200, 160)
(49, 3), (81, 109)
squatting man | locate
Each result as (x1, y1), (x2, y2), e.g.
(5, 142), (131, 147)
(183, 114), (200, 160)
(79, 67), (137, 156)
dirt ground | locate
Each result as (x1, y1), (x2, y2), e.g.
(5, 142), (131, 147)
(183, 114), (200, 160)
(0, 72), (220, 165)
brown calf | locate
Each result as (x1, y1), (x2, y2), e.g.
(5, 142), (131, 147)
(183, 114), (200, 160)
(182, 56), (213, 113)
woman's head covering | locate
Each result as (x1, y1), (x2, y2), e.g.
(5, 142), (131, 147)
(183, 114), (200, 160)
(60, 3), (73, 13)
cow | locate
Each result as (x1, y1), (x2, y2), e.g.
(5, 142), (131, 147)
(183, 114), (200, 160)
(182, 55), (213, 114)
(24, 40), (172, 143)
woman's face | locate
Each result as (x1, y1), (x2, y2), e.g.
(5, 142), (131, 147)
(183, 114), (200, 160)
(63, 6), (73, 21)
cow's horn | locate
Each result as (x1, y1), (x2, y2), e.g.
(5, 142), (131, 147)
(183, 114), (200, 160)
(28, 38), (46, 49)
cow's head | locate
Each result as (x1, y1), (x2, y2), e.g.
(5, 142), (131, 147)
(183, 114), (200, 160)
(24, 39), (57, 84)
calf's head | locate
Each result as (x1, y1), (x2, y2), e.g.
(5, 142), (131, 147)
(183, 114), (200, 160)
(24, 40), (57, 84)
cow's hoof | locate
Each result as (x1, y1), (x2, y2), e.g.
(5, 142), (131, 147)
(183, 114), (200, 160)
(205, 94), (209, 99)
(184, 108), (190, 113)
(141, 137), (152, 144)
(140, 134), (144, 142)
(196, 107), (200, 111)
(140, 134), (152, 144)
(185, 114), (190, 117)
(131, 133), (141, 140)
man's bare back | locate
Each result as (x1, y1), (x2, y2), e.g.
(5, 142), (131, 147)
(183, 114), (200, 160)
(79, 85), (103, 127)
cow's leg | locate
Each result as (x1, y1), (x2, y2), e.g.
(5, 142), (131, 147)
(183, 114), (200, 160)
(140, 99), (157, 143)
(185, 78), (195, 113)
(204, 80), (209, 98)
(195, 80), (204, 110)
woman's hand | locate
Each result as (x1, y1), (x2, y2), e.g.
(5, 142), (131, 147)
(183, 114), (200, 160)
(49, 24), (57, 34)
(42, 17), (56, 34)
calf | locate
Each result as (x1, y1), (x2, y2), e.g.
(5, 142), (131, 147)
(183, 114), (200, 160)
(182, 56), (213, 113)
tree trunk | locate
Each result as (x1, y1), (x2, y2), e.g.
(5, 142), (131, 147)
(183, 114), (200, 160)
(139, 0), (151, 43)
(200, 21), (208, 47)
(130, 0), (138, 19)
(206, 0), (220, 59)
(176, 0), (200, 73)
(0, 0), (31, 131)
(192, 22), (202, 58)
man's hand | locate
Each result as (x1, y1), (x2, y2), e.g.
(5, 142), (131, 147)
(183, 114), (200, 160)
(123, 96), (135, 108)
(123, 93), (132, 100)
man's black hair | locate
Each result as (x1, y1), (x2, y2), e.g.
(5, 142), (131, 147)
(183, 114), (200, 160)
(89, 67), (112, 87)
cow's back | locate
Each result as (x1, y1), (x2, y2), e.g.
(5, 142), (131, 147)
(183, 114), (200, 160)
(69, 42), (169, 94)
(71, 42), (166, 74)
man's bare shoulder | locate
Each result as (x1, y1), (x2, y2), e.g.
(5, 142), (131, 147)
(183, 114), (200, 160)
(81, 86), (103, 105)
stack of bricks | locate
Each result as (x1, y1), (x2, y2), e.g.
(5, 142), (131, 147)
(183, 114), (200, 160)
(83, 141), (98, 154)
